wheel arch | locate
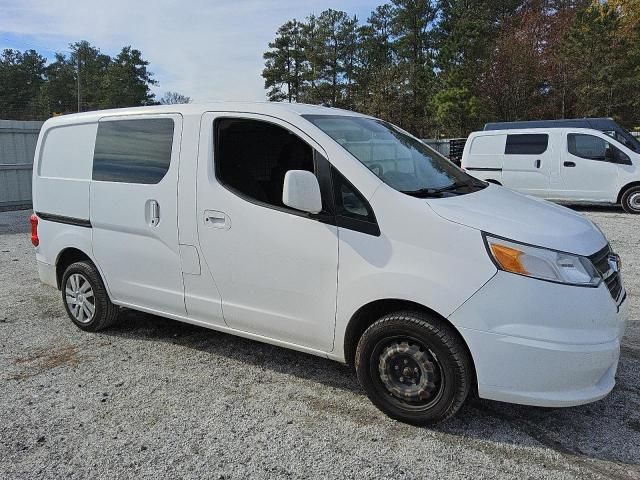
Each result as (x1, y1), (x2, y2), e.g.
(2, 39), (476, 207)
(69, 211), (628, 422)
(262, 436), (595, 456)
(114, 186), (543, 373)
(343, 298), (477, 391)
(617, 181), (640, 204)
(55, 247), (96, 290)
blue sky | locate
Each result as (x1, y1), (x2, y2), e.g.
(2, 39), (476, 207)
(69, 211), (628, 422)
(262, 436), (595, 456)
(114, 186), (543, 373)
(0, 0), (377, 102)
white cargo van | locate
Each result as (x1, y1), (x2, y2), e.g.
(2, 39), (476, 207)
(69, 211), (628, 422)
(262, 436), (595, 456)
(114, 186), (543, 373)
(32, 103), (627, 424)
(461, 127), (640, 213)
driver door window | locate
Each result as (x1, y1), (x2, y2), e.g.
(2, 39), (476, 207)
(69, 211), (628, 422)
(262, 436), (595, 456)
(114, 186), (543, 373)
(567, 133), (629, 164)
(562, 133), (621, 201)
(215, 118), (315, 210)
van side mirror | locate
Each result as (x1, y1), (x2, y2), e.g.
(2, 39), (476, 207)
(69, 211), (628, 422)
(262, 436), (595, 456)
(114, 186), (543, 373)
(282, 170), (322, 214)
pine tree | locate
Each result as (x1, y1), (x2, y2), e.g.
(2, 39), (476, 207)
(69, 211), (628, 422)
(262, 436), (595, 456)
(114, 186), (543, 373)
(390, 0), (438, 136)
(0, 49), (47, 120)
(433, 0), (523, 135)
(315, 9), (359, 107)
(101, 46), (157, 108)
(45, 52), (77, 115)
(69, 41), (111, 111)
(561, 2), (634, 124)
(263, 20), (306, 102)
(354, 5), (400, 122)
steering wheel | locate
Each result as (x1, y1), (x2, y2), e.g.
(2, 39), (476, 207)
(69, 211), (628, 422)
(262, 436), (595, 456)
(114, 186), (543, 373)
(368, 162), (384, 177)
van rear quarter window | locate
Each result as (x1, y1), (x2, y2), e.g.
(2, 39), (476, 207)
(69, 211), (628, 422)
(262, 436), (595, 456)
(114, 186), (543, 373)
(470, 135), (506, 155)
(39, 123), (97, 179)
(93, 118), (174, 184)
(504, 134), (548, 155)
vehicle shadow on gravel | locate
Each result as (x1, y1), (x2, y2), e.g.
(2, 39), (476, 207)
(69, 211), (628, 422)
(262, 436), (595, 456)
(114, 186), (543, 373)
(109, 309), (361, 393)
(105, 309), (640, 471)
(569, 204), (633, 215)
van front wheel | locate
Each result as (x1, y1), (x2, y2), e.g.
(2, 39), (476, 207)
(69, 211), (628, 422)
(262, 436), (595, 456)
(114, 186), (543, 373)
(621, 186), (640, 214)
(355, 311), (472, 425)
(61, 261), (120, 331)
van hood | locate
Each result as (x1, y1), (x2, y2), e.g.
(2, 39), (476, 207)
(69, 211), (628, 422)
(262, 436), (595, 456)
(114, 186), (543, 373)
(425, 185), (607, 256)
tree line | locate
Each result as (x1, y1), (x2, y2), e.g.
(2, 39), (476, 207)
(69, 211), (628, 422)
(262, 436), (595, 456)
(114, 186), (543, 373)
(262, 0), (640, 138)
(0, 41), (191, 121)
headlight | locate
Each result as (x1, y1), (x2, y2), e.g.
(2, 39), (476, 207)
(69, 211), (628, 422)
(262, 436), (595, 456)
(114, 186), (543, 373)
(483, 234), (601, 287)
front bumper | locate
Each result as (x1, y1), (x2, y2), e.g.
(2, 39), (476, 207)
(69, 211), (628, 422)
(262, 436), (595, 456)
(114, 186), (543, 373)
(449, 271), (627, 407)
(457, 327), (621, 406)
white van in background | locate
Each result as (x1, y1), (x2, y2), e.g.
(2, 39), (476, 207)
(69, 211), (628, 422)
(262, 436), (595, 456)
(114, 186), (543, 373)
(32, 103), (626, 425)
(461, 128), (640, 213)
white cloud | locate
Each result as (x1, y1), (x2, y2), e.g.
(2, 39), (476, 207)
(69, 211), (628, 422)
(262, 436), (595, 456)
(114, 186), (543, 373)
(0, 0), (376, 102)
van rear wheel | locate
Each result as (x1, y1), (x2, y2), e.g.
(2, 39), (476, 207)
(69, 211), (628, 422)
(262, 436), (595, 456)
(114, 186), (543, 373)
(355, 311), (472, 425)
(621, 186), (640, 214)
(61, 261), (119, 331)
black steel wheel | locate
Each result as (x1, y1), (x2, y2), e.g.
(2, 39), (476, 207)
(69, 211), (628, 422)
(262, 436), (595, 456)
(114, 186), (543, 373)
(621, 186), (640, 214)
(355, 311), (472, 425)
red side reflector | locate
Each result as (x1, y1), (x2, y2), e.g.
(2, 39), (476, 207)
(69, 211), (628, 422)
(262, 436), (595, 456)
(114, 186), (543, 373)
(30, 214), (39, 247)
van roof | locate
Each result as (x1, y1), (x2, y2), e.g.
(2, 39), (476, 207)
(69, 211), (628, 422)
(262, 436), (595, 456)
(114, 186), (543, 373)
(484, 118), (616, 131)
(42, 102), (369, 127)
(469, 127), (605, 136)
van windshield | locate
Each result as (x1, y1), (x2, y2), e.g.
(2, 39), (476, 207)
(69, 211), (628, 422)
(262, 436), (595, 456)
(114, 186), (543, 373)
(303, 115), (485, 198)
(602, 126), (640, 152)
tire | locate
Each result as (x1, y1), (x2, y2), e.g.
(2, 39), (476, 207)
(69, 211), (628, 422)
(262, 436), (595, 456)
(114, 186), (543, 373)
(61, 261), (120, 331)
(621, 186), (640, 214)
(355, 311), (472, 425)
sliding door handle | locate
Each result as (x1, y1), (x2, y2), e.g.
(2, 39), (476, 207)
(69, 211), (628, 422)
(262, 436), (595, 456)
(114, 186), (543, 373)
(204, 210), (231, 229)
(563, 161), (576, 167)
(148, 200), (160, 227)
(535, 159), (541, 168)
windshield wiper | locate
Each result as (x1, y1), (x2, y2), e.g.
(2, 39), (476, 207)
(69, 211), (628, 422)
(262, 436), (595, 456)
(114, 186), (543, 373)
(434, 180), (487, 193)
(432, 181), (470, 193)
(403, 180), (486, 198)
(402, 183), (467, 197)
(401, 188), (444, 198)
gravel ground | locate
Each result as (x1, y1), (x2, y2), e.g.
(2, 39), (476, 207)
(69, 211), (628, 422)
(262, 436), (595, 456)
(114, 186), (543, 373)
(0, 207), (638, 480)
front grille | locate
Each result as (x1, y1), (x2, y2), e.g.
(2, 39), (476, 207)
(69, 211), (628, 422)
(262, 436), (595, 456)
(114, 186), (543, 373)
(590, 245), (624, 302)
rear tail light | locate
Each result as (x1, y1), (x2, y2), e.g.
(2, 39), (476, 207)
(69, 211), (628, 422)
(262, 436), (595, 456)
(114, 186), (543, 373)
(30, 214), (39, 247)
